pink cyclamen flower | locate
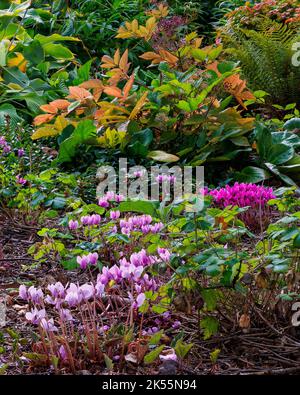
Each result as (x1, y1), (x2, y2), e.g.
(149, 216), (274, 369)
(159, 348), (178, 362)
(25, 308), (46, 325)
(77, 255), (89, 270)
(136, 293), (146, 308)
(58, 345), (68, 362)
(87, 252), (98, 265)
(40, 318), (58, 332)
(68, 220), (79, 230)
(27, 286), (44, 305)
(80, 216), (90, 225)
(98, 197), (109, 208)
(110, 210), (120, 220)
(90, 214), (101, 225)
(16, 175), (27, 185)
(157, 247), (171, 262)
(19, 285), (28, 300)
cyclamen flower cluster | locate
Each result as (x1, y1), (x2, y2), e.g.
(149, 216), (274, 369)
(19, 248), (171, 333)
(98, 191), (125, 208)
(205, 182), (275, 209)
(120, 214), (164, 236)
(205, 182), (275, 230)
(77, 252), (99, 269)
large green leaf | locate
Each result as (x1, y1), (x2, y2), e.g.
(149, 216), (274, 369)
(118, 200), (159, 217)
(236, 166), (271, 183)
(58, 119), (97, 163)
(283, 118), (300, 131)
(147, 150), (179, 163)
(43, 43), (74, 60)
(266, 143), (294, 165)
(0, 103), (23, 129)
(23, 40), (44, 64)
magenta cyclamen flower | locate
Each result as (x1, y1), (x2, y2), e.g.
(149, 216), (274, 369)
(206, 182), (275, 209)
(206, 182), (275, 230)
(110, 210), (120, 220)
(98, 197), (109, 208)
(16, 175), (27, 185)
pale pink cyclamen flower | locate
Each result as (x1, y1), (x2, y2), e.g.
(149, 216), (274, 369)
(68, 219), (79, 230)
(157, 247), (171, 262)
(25, 308), (46, 325)
(40, 318), (58, 332)
(77, 255), (89, 270)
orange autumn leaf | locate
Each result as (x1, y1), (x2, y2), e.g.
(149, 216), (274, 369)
(80, 79), (104, 101)
(140, 49), (178, 66)
(40, 104), (58, 114)
(103, 86), (123, 98)
(119, 49), (129, 71)
(67, 86), (93, 101)
(129, 91), (148, 119)
(223, 74), (255, 109)
(33, 113), (55, 126)
(49, 99), (70, 110)
(122, 74), (135, 101)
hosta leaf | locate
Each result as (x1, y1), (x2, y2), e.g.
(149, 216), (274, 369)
(147, 150), (179, 163)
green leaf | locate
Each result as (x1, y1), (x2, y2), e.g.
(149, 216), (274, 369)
(58, 119), (97, 163)
(284, 118), (300, 131)
(62, 257), (77, 270)
(236, 166), (271, 183)
(174, 339), (193, 359)
(118, 200), (159, 217)
(35, 33), (80, 45)
(23, 40), (44, 64)
(104, 354), (114, 370)
(267, 144), (294, 165)
(0, 103), (23, 129)
(147, 150), (179, 163)
(293, 233), (300, 248)
(201, 289), (219, 311)
(43, 43), (74, 60)
(144, 345), (165, 364)
(148, 330), (163, 346)
(200, 316), (219, 340)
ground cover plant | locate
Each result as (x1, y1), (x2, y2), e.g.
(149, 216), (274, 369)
(0, 0), (300, 377)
